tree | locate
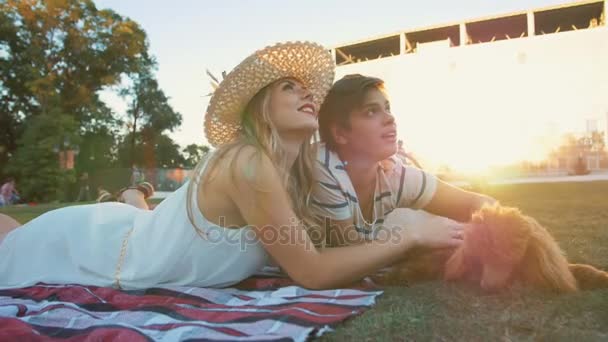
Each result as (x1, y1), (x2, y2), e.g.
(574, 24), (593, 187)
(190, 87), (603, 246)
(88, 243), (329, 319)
(182, 144), (211, 168)
(0, 109), (21, 181)
(0, 0), (161, 201)
(0, 0), (150, 183)
(115, 132), (184, 169)
(119, 66), (182, 168)
(1, 0), (149, 118)
(147, 133), (186, 169)
(76, 126), (118, 174)
(572, 155), (590, 175)
(7, 111), (80, 202)
(75, 96), (123, 173)
(589, 131), (605, 153)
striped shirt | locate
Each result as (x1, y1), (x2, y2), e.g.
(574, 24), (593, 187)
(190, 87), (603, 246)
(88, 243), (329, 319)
(311, 143), (437, 237)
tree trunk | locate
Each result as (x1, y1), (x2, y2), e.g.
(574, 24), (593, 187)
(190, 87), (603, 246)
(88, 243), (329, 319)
(130, 103), (139, 166)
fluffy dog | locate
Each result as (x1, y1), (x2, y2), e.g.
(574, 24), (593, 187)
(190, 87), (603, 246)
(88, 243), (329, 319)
(373, 204), (608, 292)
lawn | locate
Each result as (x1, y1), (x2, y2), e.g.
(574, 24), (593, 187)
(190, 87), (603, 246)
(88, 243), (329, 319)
(0, 198), (164, 224)
(2, 182), (607, 341)
(322, 181), (608, 341)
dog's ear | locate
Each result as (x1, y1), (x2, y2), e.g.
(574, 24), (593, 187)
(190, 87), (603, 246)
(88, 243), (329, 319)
(463, 205), (533, 291)
(472, 205), (532, 265)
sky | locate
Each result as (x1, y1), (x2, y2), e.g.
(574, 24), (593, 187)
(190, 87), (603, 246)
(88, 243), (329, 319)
(93, 0), (603, 172)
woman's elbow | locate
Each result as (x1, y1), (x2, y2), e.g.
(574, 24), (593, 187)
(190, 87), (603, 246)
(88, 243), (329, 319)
(288, 264), (333, 290)
(296, 277), (327, 290)
(300, 277), (341, 290)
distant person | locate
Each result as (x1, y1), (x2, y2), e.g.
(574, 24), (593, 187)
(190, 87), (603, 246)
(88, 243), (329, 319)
(96, 182), (155, 206)
(0, 178), (19, 207)
(76, 172), (91, 202)
(588, 18), (598, 28)
(95, 186), (113, 203)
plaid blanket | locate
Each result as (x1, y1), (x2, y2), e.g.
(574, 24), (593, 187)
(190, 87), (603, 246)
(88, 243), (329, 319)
(0, 276), (382, 341)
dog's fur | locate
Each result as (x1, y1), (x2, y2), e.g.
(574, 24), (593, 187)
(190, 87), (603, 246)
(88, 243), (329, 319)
(373, 204), (608, 292)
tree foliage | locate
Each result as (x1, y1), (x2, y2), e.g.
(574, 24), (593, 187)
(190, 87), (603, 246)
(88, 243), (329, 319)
(0, 0), (196, 201)
(119, 67), (183, 167)
(182, 144), (210, 168)
(7, 111), (79, 202)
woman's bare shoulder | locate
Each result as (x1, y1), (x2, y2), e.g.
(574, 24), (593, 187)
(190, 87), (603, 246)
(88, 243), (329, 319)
(205, 144), (277, 191)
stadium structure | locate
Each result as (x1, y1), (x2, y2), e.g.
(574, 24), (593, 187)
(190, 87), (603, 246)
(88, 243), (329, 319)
(330, 0), (607, 173)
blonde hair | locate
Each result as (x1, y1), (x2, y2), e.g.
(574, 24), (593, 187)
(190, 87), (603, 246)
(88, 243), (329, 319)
(187, 81), (325, 247)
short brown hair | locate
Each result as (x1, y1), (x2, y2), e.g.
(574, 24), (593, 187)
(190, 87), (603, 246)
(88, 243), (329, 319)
(318, 74), (384, 150)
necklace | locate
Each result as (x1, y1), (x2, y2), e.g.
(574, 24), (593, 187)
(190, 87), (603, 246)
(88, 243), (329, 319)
(357, 178), (377, 228)
(342, 158), (378, 228)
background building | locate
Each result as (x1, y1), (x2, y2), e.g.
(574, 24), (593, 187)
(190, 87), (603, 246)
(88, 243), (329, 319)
(331, 0), (607, 175)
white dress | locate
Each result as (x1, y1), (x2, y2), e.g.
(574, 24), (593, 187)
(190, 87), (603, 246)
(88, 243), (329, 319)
(0, 158), (268, 290)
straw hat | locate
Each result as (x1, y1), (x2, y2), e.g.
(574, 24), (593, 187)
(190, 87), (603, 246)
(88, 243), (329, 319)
(204, 41), (335, 147)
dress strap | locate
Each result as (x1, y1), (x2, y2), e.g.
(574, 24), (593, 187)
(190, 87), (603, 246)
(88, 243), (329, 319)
(186, 152), (215, 239)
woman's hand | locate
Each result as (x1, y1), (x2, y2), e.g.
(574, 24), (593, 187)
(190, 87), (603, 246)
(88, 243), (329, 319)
(383, 209), (464, 249)
(408, 216), (464, 248)
(216, 148), (442, 289)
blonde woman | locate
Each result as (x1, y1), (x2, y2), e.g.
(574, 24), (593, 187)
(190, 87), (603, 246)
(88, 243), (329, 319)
(0, 42), (463, 290)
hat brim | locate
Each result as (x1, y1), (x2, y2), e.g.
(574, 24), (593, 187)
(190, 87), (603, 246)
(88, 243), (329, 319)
(204, 41), (335, 147)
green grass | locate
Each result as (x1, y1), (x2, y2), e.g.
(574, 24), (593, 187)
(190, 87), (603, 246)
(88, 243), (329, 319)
(0, 198), (164, 224)
(322, 181), (608, 341)
(2, 182), (607, 341)
(0, 202), (80, 223)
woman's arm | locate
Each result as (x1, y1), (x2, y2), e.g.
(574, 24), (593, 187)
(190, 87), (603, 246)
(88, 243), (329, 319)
(224, 148), (463, 289)
(323, 217), (368, 247)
